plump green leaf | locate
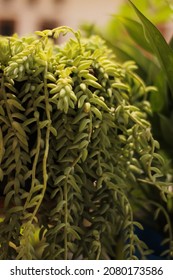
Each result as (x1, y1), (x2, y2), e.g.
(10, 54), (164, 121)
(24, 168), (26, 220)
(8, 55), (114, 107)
(4, 190), (15, 208)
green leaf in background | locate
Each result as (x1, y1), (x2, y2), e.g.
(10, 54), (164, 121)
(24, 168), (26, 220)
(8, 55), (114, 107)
(159, 114), (173, 147)
(150, 70), (168, 113)
(129, 0), (173, 98)
(117, 16), (153, 53)
(169, 36), (173, 50)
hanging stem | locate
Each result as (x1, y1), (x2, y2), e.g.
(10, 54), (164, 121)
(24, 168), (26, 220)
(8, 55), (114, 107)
(25, 63), (51, 222)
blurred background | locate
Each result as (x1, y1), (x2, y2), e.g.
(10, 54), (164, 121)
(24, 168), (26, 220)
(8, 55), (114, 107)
(0, 0), (172, 40)
(0, 0), (123, 36)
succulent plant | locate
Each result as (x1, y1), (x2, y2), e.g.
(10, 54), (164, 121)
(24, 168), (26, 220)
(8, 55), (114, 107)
(0, 27), (172, 259)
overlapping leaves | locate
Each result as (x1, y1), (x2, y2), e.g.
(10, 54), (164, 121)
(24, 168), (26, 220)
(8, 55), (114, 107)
(0, 27), (172, 260)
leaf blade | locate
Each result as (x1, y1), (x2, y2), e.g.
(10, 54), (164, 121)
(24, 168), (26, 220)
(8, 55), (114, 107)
(129, 0), (173, 97)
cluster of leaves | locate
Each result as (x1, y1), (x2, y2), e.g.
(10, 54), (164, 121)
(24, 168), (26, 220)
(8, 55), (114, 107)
(82, 1), (173, 256)
(125, 1), (173, 159)
(0, 26), (173, 260)
(82, 1), (173, 158)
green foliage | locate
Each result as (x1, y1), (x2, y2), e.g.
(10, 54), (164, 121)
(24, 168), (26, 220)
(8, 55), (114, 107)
(106, 0), (172, 42)
(129, 1), (173, 98)
(0, 27), (173, 260)
(82, 1), (173, 156)
(125, 1), (173, 159)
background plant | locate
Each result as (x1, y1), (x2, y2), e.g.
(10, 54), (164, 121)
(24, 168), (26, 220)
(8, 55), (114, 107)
(82, 0), (173, 248)
(82, 0), (173, 157)
(0, 25), (173, 260)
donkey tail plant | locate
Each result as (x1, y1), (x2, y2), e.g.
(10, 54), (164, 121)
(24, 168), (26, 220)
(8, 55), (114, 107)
(0, 26), (172, 260)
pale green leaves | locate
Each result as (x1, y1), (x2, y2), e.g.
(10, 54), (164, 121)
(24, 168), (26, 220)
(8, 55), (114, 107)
(0, 24), (171, 260)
